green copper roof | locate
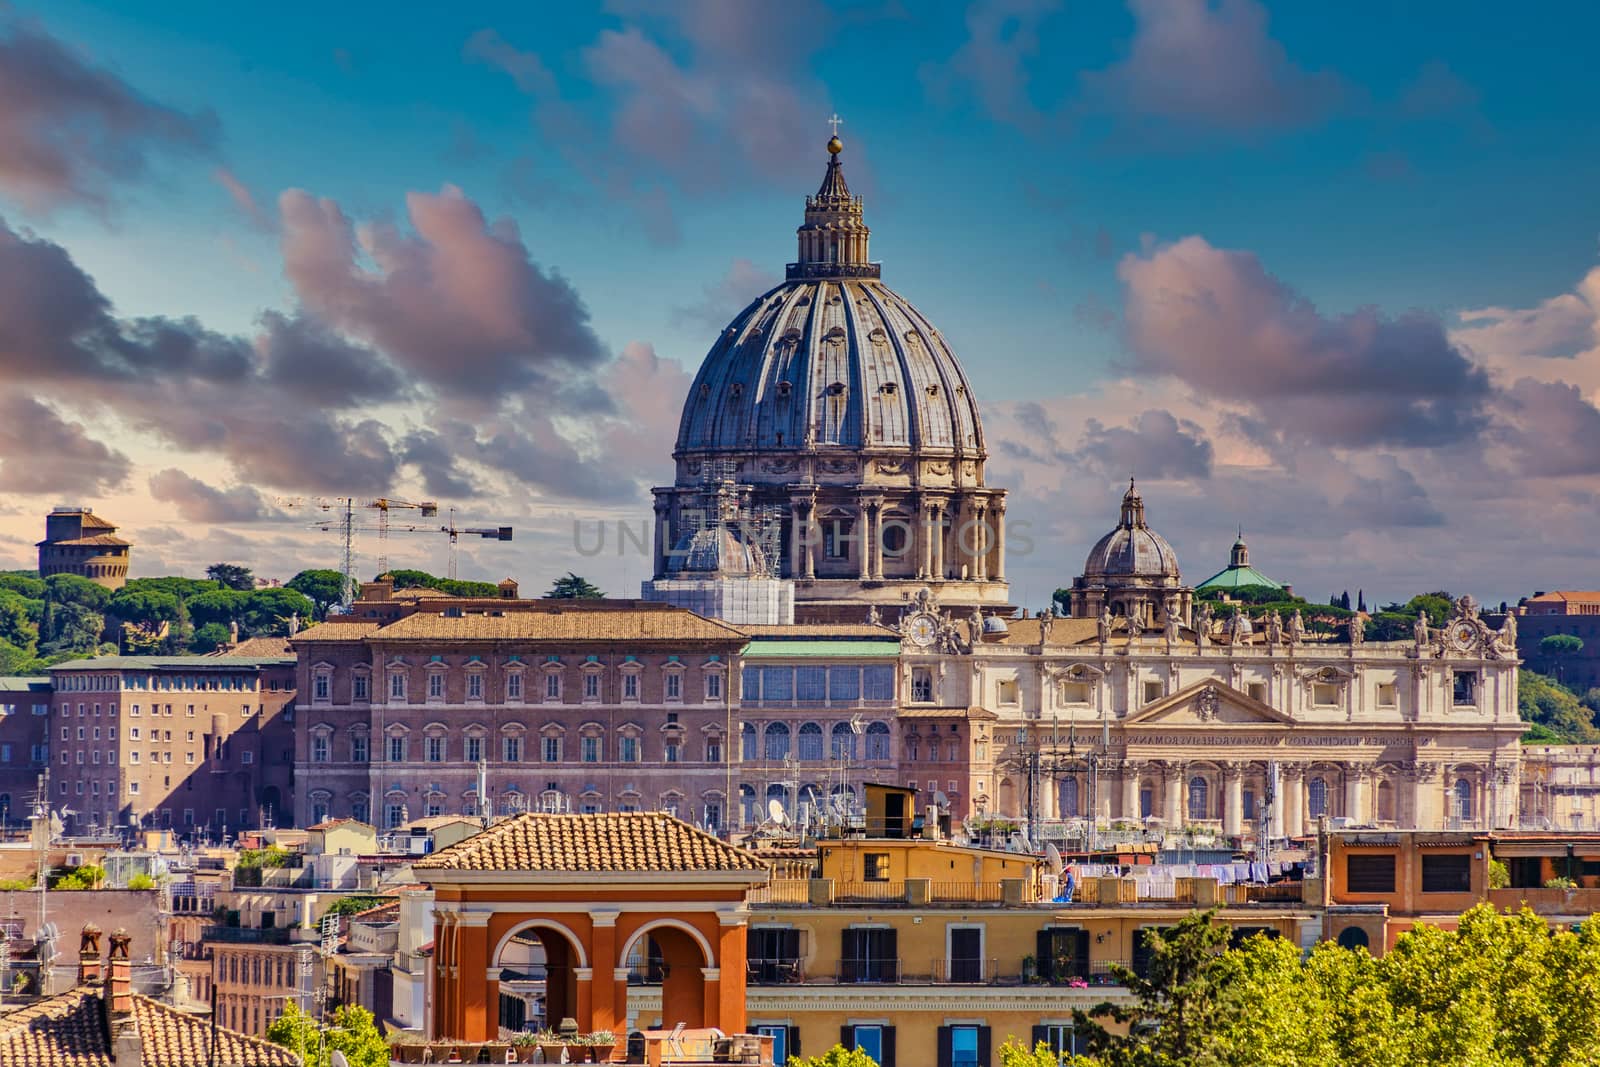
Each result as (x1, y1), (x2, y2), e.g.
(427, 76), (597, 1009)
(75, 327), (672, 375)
(1195, 564), (1283, 592)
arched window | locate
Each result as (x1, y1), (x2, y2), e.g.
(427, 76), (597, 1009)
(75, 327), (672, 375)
(864, 721), (891, 760)
(1061, 778), (1080, 818)
(1336, 927), (1370, 951)
(741, 722), (757, 761)
(831, 721), (856, 760)
(1307, 776), (1329, 818)
(739, 784), (757, 827)
(763, 721), (790, 761)
(797, 722), (824, 761)
(1187, 776), (1210, 821)
(1454, 778), (1473, 820)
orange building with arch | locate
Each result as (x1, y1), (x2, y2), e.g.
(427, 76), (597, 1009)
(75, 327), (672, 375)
(415, 811), (770, 1041)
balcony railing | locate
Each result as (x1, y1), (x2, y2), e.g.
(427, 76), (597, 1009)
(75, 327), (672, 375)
(929, 881), (1005, 904)
(835, 881), (906, 903)
(931, 957), (997, 984)
(837, 958), (901, 983)
(201, 926), (293, 945)
(747, 957), (805, 985)
(748, 881), (811, 906)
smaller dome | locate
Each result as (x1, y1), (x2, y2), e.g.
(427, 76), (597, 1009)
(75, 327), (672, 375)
(981, 615), (1011, 636)
(669, 526), (766, 577)
(1081, 480), (1181, 580)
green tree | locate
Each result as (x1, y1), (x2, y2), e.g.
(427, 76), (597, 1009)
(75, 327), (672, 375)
(1403, 592), (1454, 622)
(1074, 909), (1241, 1066)
(0, 590), (38, 649)
(189, 622), (232, 654)
(206, 562), (256, 590)
(788, 1046), (880, 1067)
(0, 573), (47, 600)
(547, 572), (605, 599)
(188, 589), (247, 627)
(125, 575), (222, 600)
(1540, 634), (1585, 684)
(45, 573), (111, 611)
(998, 1039), (1088, 1066)
(109, 587), (181, 630)
(287, 569), (348, 619)
(322, 894), (390, 918)
(1518, 672), (1599, 743)
(267, 1002), (390, 1067)
(240, 587), (315, 634)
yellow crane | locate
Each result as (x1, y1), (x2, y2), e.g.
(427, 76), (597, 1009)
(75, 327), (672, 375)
(277, 496), (439, 608)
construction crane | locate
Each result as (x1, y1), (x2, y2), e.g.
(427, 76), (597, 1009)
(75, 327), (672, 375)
(278, 496), (439, 608)
(312, 514), (513, 588)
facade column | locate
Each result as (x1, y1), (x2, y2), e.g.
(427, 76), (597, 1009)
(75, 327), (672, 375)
(969, 503), (988, 581)
(1345, 766), (1369, 825)
(574, 968), (594, 1033)
(870, 501), (884, 579)
(1282, 765), (1304, 839)
(717, 917), (749, 1035)
(1121, 762), (1141, 820)
(931, 502), (946, 580)
(1164, 764), (1185, 825)
(991, 501), (1007, 582)
(590, 911), (619, 1036)
(789, 494), (817, 580)
(455, 916), (492, 1041)
(1223, 763), (1244, 837)
(1268, 771), (1284, 840)
(915, 497), (931, 579)
(1041, 774), (1058, 821)
(652, 495), (671, 578)
(857, 501), (875, 580)
(1412, 762), (1440, 829)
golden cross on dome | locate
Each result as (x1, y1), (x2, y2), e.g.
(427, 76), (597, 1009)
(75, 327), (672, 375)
(827, 112), (844, 137)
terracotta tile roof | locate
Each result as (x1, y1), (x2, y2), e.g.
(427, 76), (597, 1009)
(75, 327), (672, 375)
(41, 534), (131, 547)
(414, 812), (769, 874)
(291, 621), (382, 643)
(996, 617), (1105, 646)
(370, 608), (746, 643)
(209, 636), (293, 658)
(0, 987), (297, 1067)
(736, 623), (898, 637)
(900, 705), (999, 720)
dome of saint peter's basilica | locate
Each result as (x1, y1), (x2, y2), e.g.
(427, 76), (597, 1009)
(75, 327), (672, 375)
(652, 135), (1011, 622)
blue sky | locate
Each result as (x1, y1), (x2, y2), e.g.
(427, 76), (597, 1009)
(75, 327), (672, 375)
(2, 1), (1598, 608)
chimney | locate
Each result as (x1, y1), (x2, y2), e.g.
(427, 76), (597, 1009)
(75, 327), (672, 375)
(107, 928), (142, 1066)
(498, 578), (519, 600)
(77, 923), (103, 985)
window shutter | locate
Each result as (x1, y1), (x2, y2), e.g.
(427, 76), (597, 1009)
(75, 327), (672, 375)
(842, 929), (861, 983)
(977, 1026), (991, 1067)
(937, 1025), (953, 1067)
(883, 1025), (896, 1067)
(780, 928), (800, 960)
(1074, 928), (1091, 978)
(1036, 928), (1055, 982)
(1132, 927), (1154, 978)
(1030, 1025), (1047, 1052)
(787, 1026), (800, 1060)
(842, 1025), (854, 1051)
(884, 928), (898, 981)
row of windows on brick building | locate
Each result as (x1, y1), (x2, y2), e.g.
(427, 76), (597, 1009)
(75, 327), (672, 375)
(309, 729), (719, 765)
(311, 661), (727, 704)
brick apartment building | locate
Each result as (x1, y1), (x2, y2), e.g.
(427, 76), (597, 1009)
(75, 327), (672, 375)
(0, 676), (52, 827)
(1518, 590), (1600, 691)
(45, 647), (297, 836)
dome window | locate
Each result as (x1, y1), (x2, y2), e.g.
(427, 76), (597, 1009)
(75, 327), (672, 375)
(730, 383), (744, 398)
(880, 382), (898, 395)
(827, 381), (847, 396)
(776, 381), (793, 398)
(926, 384), (940, 397)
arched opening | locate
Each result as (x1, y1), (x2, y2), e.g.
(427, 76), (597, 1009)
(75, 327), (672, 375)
(864, 721), (891, 760)
(738, 784), (757, 828)
(1307, 777), (1329, 818)
(798, 722), (824, 761)
(740, 722), (757, 761)
(831, 721), (856, 760)
(1454, 777), (1473, 821)
(763, 721), (790, 761)
(1061, 778), (1080, 818)
(997, 778), (1018, 818)
(620, 922), (713, 1031)
(494, 922), (586, 1034)
(1187, 776), (1210, 821)
(1336, 926), (1370, 951)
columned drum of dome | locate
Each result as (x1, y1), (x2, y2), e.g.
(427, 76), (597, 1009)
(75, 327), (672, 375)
(653, 136), (1011, 621)
(1067, 480), (1192, 630)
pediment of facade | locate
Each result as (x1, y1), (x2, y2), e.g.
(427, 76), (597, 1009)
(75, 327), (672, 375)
(1123, 679), (1295, 728)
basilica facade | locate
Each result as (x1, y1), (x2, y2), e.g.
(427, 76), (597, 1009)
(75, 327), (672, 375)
(894, 485), (1526, 835)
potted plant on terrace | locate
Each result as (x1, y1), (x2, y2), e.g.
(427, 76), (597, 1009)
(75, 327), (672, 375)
(578, 1030), (617, 1062)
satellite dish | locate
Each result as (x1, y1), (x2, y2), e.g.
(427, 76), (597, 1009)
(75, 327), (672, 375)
(767, 798), (789, 826)
(331, 1052), (352, 1067)
(933, 791), (950, 809)
(1045, 842), (1064, 877)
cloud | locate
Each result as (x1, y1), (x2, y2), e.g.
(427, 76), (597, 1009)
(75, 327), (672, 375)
(1117, 235), (1492, 447)
(463, 28), (555, 95)
(1497, 378), (1600, 477)
(148, 469), (283, 523)
(278, 185), (606, 404)
(401, 430), (475, 498)
(256, 310), (406, 406)
(1079, 0), (1347, 135)
(920, 0), (1063, 131)
(213, 167), (269, 230)
(1078, 409), (1214, 479)
(0, 394), (128, 493)
(1456, 269), (1599, 364)
(670, 258), (779, 332)
(1398, 60), (1479, 119)
(0, 16), (217, 214)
